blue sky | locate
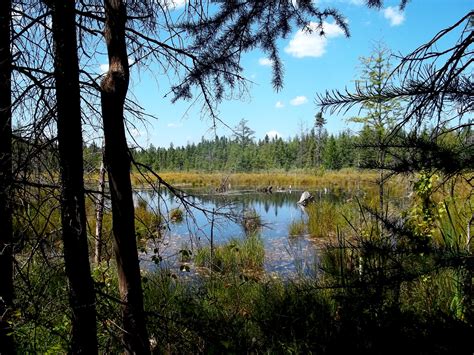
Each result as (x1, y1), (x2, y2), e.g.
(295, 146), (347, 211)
(124, 0), (473, 148)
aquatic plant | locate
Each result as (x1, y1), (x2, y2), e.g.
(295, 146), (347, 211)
(135, 203), (162, 241)
(169, 208), (184, 223)
(288, 219), (306, 237)
(241, 209), (262, 235)
(306, 200), (354, 238)
(194, 233), (265, 277)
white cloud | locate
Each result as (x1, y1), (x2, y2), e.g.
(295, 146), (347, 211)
(167, 122), (183, 128)
(383, 6), (405, 26)
(290, 96), (308, 106)
(275, 101), (285, 109)
(258, 57), (274, 66)
(284, 21), (345, 58)
(266, 130), (281, 139)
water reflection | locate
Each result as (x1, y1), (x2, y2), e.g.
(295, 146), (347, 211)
(136, 187), (346, 277)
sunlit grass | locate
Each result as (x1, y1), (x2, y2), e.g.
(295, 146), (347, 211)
(305, 200), (357, 239)
(194, 233), (265, 277)
(288, 219), (306, 236)
(128, 169), (382, 189)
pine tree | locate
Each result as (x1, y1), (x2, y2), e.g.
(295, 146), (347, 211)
(314, 111), (327, 167)
(350, 44), (400, 221)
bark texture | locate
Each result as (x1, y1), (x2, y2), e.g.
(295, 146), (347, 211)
(49, 0), (98, 352)
(0, 0), (15, 352)
(101, 0), (150, 352)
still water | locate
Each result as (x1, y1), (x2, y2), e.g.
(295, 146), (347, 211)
(136, 187), (350, 277)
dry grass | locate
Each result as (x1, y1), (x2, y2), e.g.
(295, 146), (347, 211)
(128, 169), (383, 190)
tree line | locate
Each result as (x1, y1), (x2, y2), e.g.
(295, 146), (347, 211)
(126, 120), (468, 173)
(128, 125), (374, 172)
(131, 127), (357, 172)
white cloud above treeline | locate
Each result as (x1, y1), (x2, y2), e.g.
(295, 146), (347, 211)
(275, 101), (285, 109)
(284, 21), (345, 58)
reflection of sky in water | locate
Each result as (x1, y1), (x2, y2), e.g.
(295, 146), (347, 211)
(136, 188), (345, 277)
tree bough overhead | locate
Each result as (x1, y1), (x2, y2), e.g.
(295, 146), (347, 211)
(317, 11), (473, 176)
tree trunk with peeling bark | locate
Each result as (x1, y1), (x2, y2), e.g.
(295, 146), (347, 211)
(100, 0), (150, 352)
(48, 0), (98, 352)
(0, 1), (15, 352)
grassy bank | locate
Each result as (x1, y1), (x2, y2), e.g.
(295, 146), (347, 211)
(127, 169), (390, 189)
(13, 171), (472, 353)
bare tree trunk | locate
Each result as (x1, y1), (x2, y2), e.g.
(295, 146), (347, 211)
(95, 156), (106, 264)
(100, 0), (150, 352)
(48, 0), (98, 352)
(0, 1), (15, 352)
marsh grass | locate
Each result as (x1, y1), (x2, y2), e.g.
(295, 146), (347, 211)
(129, 169), (383, 189)
(135, 203), (162, 241)
(194, 233), (265, 277)
(141, 230), (473, 354)
(288, 219), (306, 236)
(305, 200), (357, 238)
(13, 173), (473, 353)
(169, 207), (184, 223)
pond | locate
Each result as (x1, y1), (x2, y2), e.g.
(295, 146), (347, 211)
(136, 186), (357, 277)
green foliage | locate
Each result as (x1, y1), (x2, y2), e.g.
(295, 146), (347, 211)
(135, 202), (162, 242)
(323, 135), (343, 170)
(407, 172), (443, 247)
(12, 183), (473, 353)
(194, 234), (265, 276)
(306, 200), (354, 238)
(13, 259), (70, 353)
(288, 219), (306, 236)
(143, 230), (472, 354)
(349, 44), (401, 177)
(351, 44), (400, 132)
(130, 127), (361, 172)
